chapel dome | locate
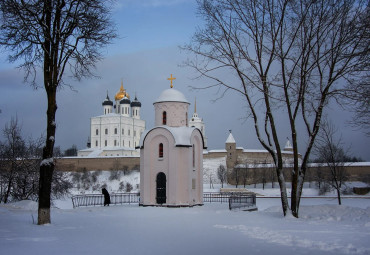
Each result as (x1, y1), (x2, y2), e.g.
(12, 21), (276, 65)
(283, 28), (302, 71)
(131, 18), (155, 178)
(120, 96), (131, 105)
(131, 96), (141, 107)
(154, 88), (189, 104)
(115, 83), (130, 101)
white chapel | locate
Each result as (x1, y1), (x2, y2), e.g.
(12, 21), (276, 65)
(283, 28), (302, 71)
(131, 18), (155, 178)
(139, 75), (205, 207)
(78, 82), (146, 157)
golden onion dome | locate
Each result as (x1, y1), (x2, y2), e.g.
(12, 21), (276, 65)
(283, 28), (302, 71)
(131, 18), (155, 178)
(114, 82), (130, 101)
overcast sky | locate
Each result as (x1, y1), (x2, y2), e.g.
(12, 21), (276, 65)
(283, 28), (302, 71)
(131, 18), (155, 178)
(0, 0), (369, 161)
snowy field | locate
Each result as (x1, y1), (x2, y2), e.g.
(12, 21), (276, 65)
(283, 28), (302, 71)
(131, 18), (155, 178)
(1, 196), (370, 255)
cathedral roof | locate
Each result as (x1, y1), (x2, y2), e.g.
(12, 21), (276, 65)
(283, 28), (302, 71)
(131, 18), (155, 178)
(130, 96), (141, 107)
(102, 93), (113, 106)
(115, 82), (130, 101)
(154, 88), (189, 104)
(120, 96), (131, 105)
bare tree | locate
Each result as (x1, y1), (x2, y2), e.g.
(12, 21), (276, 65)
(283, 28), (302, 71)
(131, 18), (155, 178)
(0, 0), (117, 224)
(0, 117), (26, 203)
(217, 164), (227, 188)
(314, 121), (349, 205)
(184, 0), (368, 217)
(0, 118), (71, 203)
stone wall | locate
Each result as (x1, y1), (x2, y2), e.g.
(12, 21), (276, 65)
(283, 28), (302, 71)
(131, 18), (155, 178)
(55, 156), (140, 172)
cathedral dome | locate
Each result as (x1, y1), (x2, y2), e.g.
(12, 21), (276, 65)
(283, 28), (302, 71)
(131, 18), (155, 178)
(115, 83), (130, 101)
(131, 96), (141, 107)
(154, 88), (189, 104)
(120, 96), (131, 105)
(102, 93), (113, 106)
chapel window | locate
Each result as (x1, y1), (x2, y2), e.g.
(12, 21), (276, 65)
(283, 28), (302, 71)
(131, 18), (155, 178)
(114, 128), (117, 134)
(95, 140), (98, 147)
(105, 140), (107, 147)
(162, 111), (167, 125)
(96, 129), (98, 135)
(105, 128), (108, 135)
(159, 143), (163, 158)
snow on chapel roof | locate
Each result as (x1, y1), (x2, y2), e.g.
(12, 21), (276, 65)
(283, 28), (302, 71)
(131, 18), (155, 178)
(154, 88), (189, 104)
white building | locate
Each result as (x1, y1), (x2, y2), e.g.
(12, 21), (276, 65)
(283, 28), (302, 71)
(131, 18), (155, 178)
(139, 77), (205, 207)
(78, 82), (146, 157)
(189, 98), (207, 148)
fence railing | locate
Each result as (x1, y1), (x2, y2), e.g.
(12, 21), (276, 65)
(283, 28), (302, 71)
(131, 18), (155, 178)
(72, 193), (140, 208)
(228, 194), (257, 211)
(71, 192), (256, 208)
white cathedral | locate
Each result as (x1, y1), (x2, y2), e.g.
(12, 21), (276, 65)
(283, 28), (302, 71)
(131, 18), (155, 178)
(78, 82), (146, 157)
(78, 81), (207, 157)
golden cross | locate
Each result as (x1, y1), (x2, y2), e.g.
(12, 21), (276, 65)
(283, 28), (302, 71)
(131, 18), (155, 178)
(167, 74), (176, 88)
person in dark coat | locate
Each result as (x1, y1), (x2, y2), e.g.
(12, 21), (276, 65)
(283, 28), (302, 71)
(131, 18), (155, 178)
(102, 188), (110, 206)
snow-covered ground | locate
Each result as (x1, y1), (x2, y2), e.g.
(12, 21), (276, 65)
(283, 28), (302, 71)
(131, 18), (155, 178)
(1, 197), (370, 255)
(2, 157), (370, 255)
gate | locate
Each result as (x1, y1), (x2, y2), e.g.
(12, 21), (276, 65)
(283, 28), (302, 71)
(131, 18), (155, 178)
(156, 172), (166, 204)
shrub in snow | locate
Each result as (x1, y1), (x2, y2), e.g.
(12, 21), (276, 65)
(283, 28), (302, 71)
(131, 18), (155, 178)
(109, 170), (123, 181)
(125, 182), (133, 192)
(319, 183), (331, 196)
(118, 181), (125, 191)
(71, 172), (81, 183)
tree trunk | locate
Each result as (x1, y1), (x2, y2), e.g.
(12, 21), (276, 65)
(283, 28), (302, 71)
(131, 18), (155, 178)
(38, 87), (57, 225)
(337, 188), (342, 205)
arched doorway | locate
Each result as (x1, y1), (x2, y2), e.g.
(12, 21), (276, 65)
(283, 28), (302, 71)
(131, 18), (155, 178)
(156, 172), (166, 204)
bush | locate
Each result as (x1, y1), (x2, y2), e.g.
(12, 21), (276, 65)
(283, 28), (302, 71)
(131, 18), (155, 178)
(125, 182), (133, 192)
(118, 181), (125, 192)
(319, 183), (331, 195)
(109, 170), (122, 181)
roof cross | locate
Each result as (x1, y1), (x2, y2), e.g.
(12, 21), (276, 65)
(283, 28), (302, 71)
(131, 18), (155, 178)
(167, 74), (176, 88)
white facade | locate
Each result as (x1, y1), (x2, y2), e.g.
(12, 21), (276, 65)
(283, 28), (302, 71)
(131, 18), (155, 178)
(78, 83), (145, 157)
(189, 99), (207, 148)
(140, 86), (204, 207)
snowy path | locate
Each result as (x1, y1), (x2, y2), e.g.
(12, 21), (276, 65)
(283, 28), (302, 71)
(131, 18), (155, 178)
(1, 198), (370, 255)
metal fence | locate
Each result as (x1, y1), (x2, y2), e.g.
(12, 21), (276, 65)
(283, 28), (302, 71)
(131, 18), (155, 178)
(72, 193), (140, 208)
(71, 192), (256, 208)
(228, 194), (257, 211)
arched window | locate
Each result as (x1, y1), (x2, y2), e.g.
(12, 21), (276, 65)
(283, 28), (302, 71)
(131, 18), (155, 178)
(105, 128), (108, 135)
(186, 112), (188, 126)
(114, 128), (117, 134)
(96, 129), (98, 135)
(162, 111), (167, 125)
(95, 140), (98, 146)
(105, 140), (107, 147)
(159, 143), (163, 158)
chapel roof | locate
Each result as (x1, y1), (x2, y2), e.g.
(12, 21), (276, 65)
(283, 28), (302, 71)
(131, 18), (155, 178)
(153, 88), (189, 104)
